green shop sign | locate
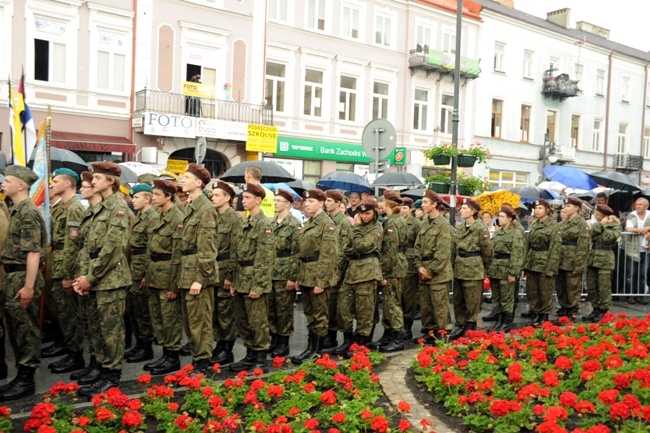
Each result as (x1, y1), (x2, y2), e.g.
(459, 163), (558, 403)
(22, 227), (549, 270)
(276, 137), (405, 165)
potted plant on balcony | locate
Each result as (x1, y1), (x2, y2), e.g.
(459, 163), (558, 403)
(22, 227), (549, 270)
(425, 173), (451, 194)
(457, 174), (489, 196)
(424, 144), (458, 166)
(458, 142), (491, 167)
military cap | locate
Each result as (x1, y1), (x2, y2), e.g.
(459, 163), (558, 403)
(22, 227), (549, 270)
(212, 180), (236, 198)
(533, 199), (552, 210)
(185, 163), (211, 186)
(595, 204), (614, 216)
(325, 189), (344, 202)
(275, 188), (294, 203)
(131, 183), (153, 196)
(563, 197), (583, 208)
(303, 188), (326, 201)
(422, 189), (442, 203)
(401, 197), (414, 207)
(462, 197), (481, 212)
(383, 190), (403, 205)
(52, 168), (80, 182)
(499, 205), (517, 219)
(242, 183), (265, 199)
(159, 169), (179, 181)
(80, 171), (93, 184)
(152, 179), (177, 195)
(413, 199), (423, 209)
(358, 198), (377, 212)
(91, 161), (122, 177)
(6, 165), (39, 186)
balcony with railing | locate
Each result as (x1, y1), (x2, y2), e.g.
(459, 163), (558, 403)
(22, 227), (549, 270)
(134, 88), (274, 125)
(409, 45), (481, 80)
(541, 69), (580, 101)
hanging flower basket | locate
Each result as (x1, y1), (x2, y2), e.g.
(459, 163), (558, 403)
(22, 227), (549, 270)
(433, 155), (451, 166)
(457, 154), (477, 167)
(429, 182), (451, 194)
(457, 185), (474, 196)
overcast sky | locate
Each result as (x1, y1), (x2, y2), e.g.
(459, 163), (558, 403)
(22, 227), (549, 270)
(515, 0), (649, 52)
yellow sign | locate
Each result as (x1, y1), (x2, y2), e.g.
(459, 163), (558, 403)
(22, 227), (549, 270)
(167, 159), (189, 174)
(246, 124), (278, 153)
(247, 152), (259, 161)
(181, 81), (215, 98)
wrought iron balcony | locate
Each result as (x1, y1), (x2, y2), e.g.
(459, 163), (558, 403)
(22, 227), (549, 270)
(134, 88), (273, 125)
(409, 46), (481, 80)
(614, 153), (643, 173)
(541, 69), (580, 101)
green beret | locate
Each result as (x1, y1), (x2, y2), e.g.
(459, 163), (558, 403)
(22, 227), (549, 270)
(52, 168), (80, 182)
(414, 199), (423, 209)
(130, 183), (153, 196)
(6, 165), (39, 186)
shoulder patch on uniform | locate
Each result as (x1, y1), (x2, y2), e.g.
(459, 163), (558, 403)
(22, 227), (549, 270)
(177, 224), (184, 230)
(117, 211), (125, 217)
(69, 227), (79, 239)
(483, 234), (489, 239)
(297, 227), (302, 232)
(375, 232), (381, 238)
(265, 229), (272, 235)
(387, 229), (393, 235)
(328, 226), (335, 232)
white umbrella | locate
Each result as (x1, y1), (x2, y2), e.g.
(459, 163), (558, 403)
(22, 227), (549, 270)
(119, 162), (160, 177)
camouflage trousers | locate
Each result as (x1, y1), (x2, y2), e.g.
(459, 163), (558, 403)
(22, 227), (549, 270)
(148, 287), (182, 351)
(181, 286), (214, 362)
(419, 282), (452, 333)
(301, 286), (330, 337)
(526, 271), (555, 315)
(587, 267), (612, 311)
(556, 270), (583, 310)
(74, 290), (94, 354)
(269, 281), (295, 337)
(381, 277), (404, 332)
(401, 274), (419, 324)
(126, 281), (154, 342)
(3, 271), (43, 368)
(52, 279), (84, 352)
(213, 285), (236, 343)
(490, 278), (516, 316)
(327, 280), (343, 332)
(453, 279), (483, 326)
(337, 281), (376, 337)
(88, 288), (127, 371)
(234, 292), (270, 351)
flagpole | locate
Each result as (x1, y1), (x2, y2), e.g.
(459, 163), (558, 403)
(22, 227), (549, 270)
(46, 106), (52, 176)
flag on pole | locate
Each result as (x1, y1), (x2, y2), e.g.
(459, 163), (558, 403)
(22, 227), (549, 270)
(30, 121), (51, 245)
(16, 73), (37, 166)
(8, 78), (24, 165)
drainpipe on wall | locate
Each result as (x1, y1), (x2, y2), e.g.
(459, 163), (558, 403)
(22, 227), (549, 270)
(640, 63), (649, 182)
(129, 0), (138, 162)
(603, 51), (613, 170)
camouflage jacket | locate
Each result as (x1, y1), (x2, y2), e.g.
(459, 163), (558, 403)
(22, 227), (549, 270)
(557, 215), (590, 273)
(272, 213), (300, 282)
(233, 211), (275, 294)
(414, 214), (454, 284)
(129, 206), (157, 281)
(2, 198), (46, 265)
(344, 220), (382, 284)
(454, 219), (493, 280)
(588, 221), (621, 270)
(84, 193), (132, 290)
(175, 193), (219, 289)
(524, 216), (561, 275)
(51, 195), (83, 279)
(216, 207), (242, 285)
(77, 203), (101, 277)
(146, 205), (184, 292)
(488, 224), (526, 279)
(403, 214), (421, 275)
(330, 211), (352, 278)
(297, 211), (338, 288)
(381, 213), (408, 279)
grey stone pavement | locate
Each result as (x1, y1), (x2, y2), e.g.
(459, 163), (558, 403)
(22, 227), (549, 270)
(3, 296), (650, 427)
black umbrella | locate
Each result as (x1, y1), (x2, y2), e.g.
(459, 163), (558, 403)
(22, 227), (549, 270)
(316, 171), (373, 193)
(286, 179), (316, 195)
(588, 170), (641, 193)
(220, 161), (295, 183)
(115, 163), (139, 184)
(400, 188), (427, 200)
(373, 172), (423, 188)
(28, 147), (88, 176)
(510, 186), (556, 202)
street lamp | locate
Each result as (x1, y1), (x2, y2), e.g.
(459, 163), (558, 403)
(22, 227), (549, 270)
(540, 132), (558, 167)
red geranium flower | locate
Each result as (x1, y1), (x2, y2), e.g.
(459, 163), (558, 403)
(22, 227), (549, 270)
(398, 419), (412, 431)
(609, 402), (630, 421)
(598, 389), (619, 405)
(137, 373), (152, 385)
(331, 412), (346, 423)
(122, 411), (143, 428)
(304, 418), (319, 429)
(370, 415), (390, 432)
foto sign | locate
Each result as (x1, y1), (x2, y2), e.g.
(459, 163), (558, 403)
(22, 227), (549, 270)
(143, 112), (196, 138)
(181, 81), (215, 98)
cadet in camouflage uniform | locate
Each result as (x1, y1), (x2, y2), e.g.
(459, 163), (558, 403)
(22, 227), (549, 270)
(267, 189), (300, 358)
(140, 180), (184, 375)
(290, 189), (338, 364)
(371, 190), (407, 352)
(73, 162), (132, 398)
(174, 163), (218, 374)
(208, 181), (242, 366)
(333, 198), (382, 356)
(523, 199), (561, 326)
(556, 197), (591, 321)
(0, 166), (46, 401)
(584, 204), (621, 322)
(486, 205), (525, 331)
(229, 183), (275, 373)
(124, 184), (158, 364)
(323, 189), (351, 349)
(399, 197), (420, 341)
(47, 169), (85, 375)
(449, 198), (492, 340)
(0, 199), (8, 380)
(413, 190), (454, 343)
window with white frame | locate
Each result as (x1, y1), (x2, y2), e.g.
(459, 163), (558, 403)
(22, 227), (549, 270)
(523, 49), (533, 79)
(488, 170), (528, 189)
(372, 81), (388, 119)
(374, 12), (392, 47)
(494, 41), (505, 72)
(95, 30), (127, 92)
(439, 94), (454, 134)
(549, 56), (560, 71)
(341, 3), (360, 39)
(621, 76), (630, 102)
(306, 0), (325, 31)
(416, 22), (433, 50)
(644, 128), (650, 158)
(546, 110), (556, 143)
(491, 99), (503, 138)
(303, 69), (323, 117)
(596, 69), (605, 96)
(338, 75), (357, 121)
(571, 115), (580, 148)
(413, 88), (428, 131)
(520, 105), (531, 143)
(617, 123), (628, 153)
(268, 0), (288, 22)
(574, 63), (583, 83)
(592, 119), (602, 152)
(442, 30), (456, 53)
(34, 16), (68, 83)
(265, 62), (286, 113)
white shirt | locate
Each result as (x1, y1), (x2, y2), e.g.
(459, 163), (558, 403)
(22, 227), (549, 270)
(626, 211), (649, 252)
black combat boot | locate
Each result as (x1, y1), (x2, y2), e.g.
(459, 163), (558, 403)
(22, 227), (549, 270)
(49, 351), (85, 374)
(41, 342), (69, 358)
(271, 336), (290, 358)
(525, 313), (539, 327)
(533, 314), (549, 326)
(567, 309), (579, 322)
(211, 340), (235, 365)
(520, 310), (535, 319)
(448, 324), (467, 341)
(144, 349), (168, 372)
(333, 332), (354, 356)
(151, 351), (181, 375)
(0, 366), (36, 401)
(193, 359), (211, 375)
(289, 332), (316, 364)
(125, 340), (154, 363)
(267, 334), (279, 354)
(322, 330), (338, 350)
(403, 320), (413, 342)
(211, 341), (224, 362)
(230, 347), (257, 372)
(78, 369), (120, 399)
(482, 311), (500, 322)
(591, 309), (607, 323)
(555, 307), (568, 317)
(582, 308), (599, 322)
(380, 331), (405, 353)
(249, 350), (269, 374)
(491, 313), (503, 330)
(495, 313), (513, 332)
(77, 360), (102, 385)
(465, 322), (477, 333)
(0, 330), (7, 380)
(179, 342), (192, 357)
(345, 334), (370, 358)
(368, 329), (392, 350)
(71, 356), (100, 381)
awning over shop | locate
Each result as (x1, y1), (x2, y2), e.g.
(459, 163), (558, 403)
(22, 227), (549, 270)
(51, 131), (135, 154)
